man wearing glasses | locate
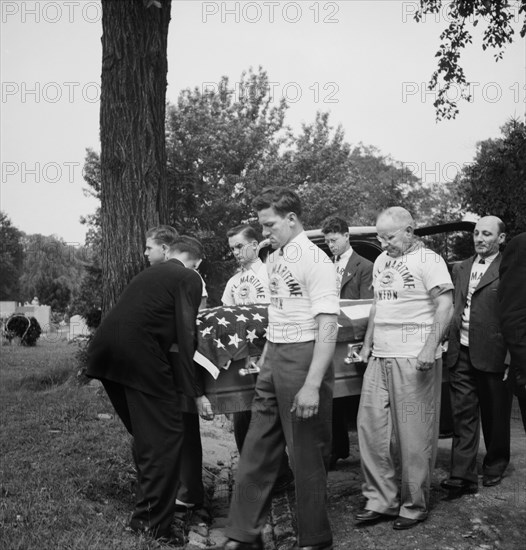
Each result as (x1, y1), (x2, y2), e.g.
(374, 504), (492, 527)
(222, 224), (294, 493)
(355, 207), (454, 530)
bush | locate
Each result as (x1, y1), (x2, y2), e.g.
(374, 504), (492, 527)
(3, 315), (42, 346)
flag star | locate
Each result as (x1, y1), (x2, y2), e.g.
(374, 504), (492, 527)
(252, 313), (265, 322)
(263, 327), (269, 339)
(236, 313), (249, 322)
(246, 329), (257, 343)
(196, 318), (202, 326)
(214, 338), (225, 350)
(239, 306), (250, 311)
(228, 333), (242, 348)
(337, 322), (343, 328)
(217, 317), (230, 327)
(200, 326), (213, 337)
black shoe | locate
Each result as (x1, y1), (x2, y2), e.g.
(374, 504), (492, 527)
(393, 516), (424, 530)
(291, 542), (333, 550)
(224, 536), (263, 550)
(272, 469), (294, 494)
(440, 478), (478, 498)
(328, 453), (350, 470)
(355, 509), (389, 524)
(483, 474), (503, 487)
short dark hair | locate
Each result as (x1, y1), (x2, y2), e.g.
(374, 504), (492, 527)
(252, 187), (302, 218)
(321, 216), (349, 235)
(172, 236), (204, 259)
(226, 224), (261, 242)
(146, 225), (179, 246)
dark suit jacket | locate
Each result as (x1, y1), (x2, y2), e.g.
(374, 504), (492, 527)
(87, 259), (203, 399)
(446, 254), (506, 373)
(499, 233), (526, 386)
(339, 252), (374, 300)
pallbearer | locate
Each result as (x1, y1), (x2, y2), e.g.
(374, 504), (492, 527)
(87, 226), (204, 542)
(224, 188), (338, 550)
(222, 224), (294, 493)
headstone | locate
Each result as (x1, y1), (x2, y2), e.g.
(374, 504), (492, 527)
(68, 315), (91, 340)
(0, 301), (17, 318)
(15, 305), (51, 332)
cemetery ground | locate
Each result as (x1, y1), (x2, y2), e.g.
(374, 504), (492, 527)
(1, 340), (525, 550)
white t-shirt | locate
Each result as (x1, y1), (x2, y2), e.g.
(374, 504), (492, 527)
(334, 246), (353, 294)
(372, 245), (453, 358)
(221, 259), (270, 306)
(266, 231), (339, 344)
(460, 253), (497, 346)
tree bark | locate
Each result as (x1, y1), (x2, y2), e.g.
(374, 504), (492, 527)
(100, 0), (171, 313)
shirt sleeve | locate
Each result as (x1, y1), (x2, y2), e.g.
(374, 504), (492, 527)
(221, 276), (235, 306)
(173, 270), (203, 397)
(305, 249), (339, 317)
(421, 250), (453, 292)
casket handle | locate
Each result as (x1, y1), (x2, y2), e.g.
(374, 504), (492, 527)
(239, 359), (261, 376)
(344, 343), (364, 364)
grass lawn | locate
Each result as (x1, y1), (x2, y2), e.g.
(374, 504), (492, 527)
(0, 338), (178, 549)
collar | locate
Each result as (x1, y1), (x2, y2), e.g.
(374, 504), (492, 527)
(280, 230), (309, 255)
(337, 245), (353, 263)
(475, 252), (498, 265)
(165, 258), (185, 267)
(241, 258), (264, 273)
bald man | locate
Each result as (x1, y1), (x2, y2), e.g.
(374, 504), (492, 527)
(441, 216), (512, 495)
(355, 207), (453, 530)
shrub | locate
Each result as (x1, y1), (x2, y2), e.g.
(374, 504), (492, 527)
(3, 315), (42, 346)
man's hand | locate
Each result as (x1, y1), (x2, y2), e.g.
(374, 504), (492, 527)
(291, 383), (320, 420)
(195, 395), (214, 420)
(416, 348), (436, 371)
(359, 345), (372, 363)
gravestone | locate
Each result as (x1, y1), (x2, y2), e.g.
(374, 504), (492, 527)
(68, 315), (91, 340)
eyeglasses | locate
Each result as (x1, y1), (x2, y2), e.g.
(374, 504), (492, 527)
(376, 228), (404, 244)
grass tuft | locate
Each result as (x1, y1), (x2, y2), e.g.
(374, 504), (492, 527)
(16, 364), (73, 392)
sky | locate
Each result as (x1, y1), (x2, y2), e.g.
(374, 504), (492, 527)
(1, 0), (524, 245)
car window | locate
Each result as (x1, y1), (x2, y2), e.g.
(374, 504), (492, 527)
(419, 230), (474, 265)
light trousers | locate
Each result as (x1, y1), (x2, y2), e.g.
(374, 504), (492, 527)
(357, 356), (442, 520)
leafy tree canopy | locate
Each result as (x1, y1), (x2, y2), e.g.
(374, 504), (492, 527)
(19, 234), (90, 313)
(457, 118), (526, 237)
(415, 0), (525, 120)
(0, 212), (24, 301)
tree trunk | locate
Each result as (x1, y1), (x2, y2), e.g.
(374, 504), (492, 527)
(100, 0), (171, 313)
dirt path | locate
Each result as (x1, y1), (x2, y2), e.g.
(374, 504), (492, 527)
(198, 402), (525, 550)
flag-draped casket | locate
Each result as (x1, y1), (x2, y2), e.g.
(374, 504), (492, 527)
(192, 300), (372, 414)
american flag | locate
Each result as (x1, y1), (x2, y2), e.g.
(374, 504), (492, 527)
(194, 304), (269, 378)
(193, 300), (372, 379)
